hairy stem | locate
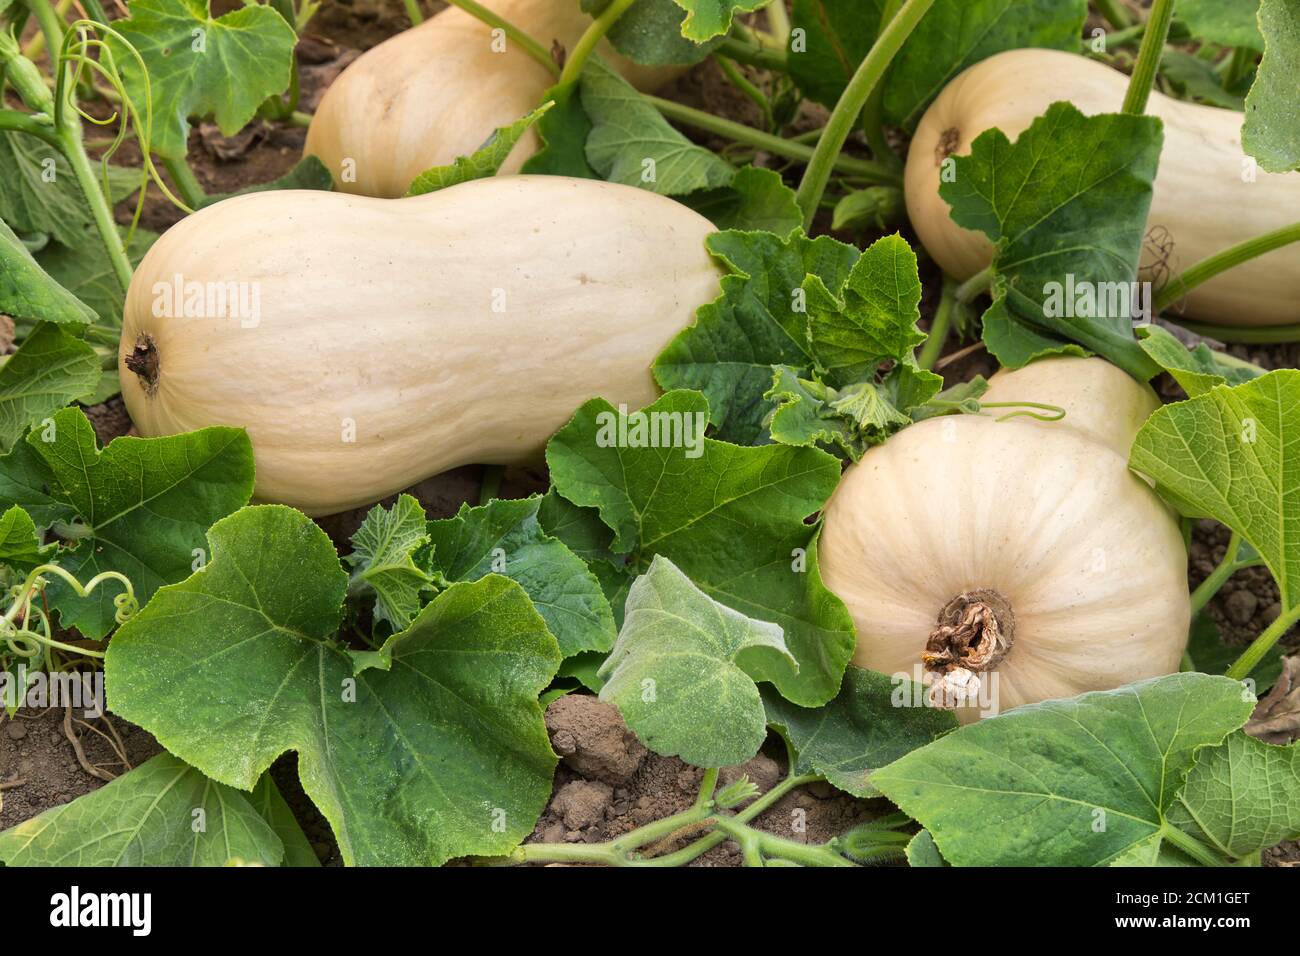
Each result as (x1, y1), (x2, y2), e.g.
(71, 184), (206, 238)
(162, 156), (205, 210)
(1190, 533), (1263, 616)
(649, 96), (901, 185)
(559, 0), (635, 86)
(1094, 0), (1134, 30)
(859, 0), (904, 170)
(1155, 221), (1300, 314)
(955, 265), (993, 303)
(1227, 603), (1300, 682)
(1121, 0), (1175, 114)
(442, 0), (559, 77)
(794, 0), (936, 228)
(765, 0), (791, 45)
(716, 36), (788, 71)
(918, 278), (956, 370)
(714, 53), (772, 128)
(1160, 822), (1228, 867)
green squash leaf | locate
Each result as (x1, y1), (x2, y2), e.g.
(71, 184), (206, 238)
(764, 667), (957, 797)
(20, 407), (254, 638)
(105, 505), (562, 866)
(599, 554), (795, 767)
(36, 227), (157, 330)
(249, 774), (321, 868)
(672, 0), (769, 41)
(1179, 0), (1263, 49)
(682, 166), (803, 235)
(595, 0), (721, 65)
(406, 103), (552, 195)
(0, 504), (53, 570)
(582, 58), (733, 194)
(521, 80), (599, 179)
(941, 102), (1162, 378)
(1165, 732), (1300, 861)
(1130, 370), (1300, 610)
(426, 495), (617, 658)
(345, 494), (432, 631)
(1137, 325), (1263, 398)
(546, 390), (854, 706)
(871, 674), (1255, 866)
(0, 217), (96, 326)
(883, 0), (1088, 131)
(1243, 0), (1300, 172)
(108, 0), (297, 160)
(905, 829), (948, 866)
(0, 323), (100, 453)
(0, 753), (284, 866)
(654, 230), (860, 443)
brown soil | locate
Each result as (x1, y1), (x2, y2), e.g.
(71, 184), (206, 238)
(528, 695), (890, 866)
(0, 706), (161, 831)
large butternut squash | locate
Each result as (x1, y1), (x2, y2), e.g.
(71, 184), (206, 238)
(820, 357), (1188, 722)
(118, 176), (721, 515)
(305, 0), (680, 198)
(905, 48), (1300, 327)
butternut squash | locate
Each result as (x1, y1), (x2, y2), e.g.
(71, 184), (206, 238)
(905, 48), (1300, 327)
(118, 176), (721, 515)
(304, 0), (680, 198)
(820, 357), (1188, 722)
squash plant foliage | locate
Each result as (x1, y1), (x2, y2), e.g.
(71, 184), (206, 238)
(0, 0), (1297, 868)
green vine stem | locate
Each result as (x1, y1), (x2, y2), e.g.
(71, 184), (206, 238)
(717, 36), (788, 71)
(954, 265), (993, 303)
(442, 0), (558, 77)
(709, 815), (858, 867)
(559, 0), (636, 86)
(402, 0), (423, 26)
(1227, 603), (1300, 682)
(163, 155), (206, 210)
(1121, 0), (1175, 114)
(24, 0), (66, 63)
(648, 96), (901, 185)
(1190, 532), (1263, 616)
(1159, 318), (1300, 345)
(765, 0), (791, 46)
(1094, 0), (1134, 30)
(1, 564), (138, 661)
(794, 0), (936, 228)
(1160, 821), (1229, 867)
(714, 53), (772, 129)
(1155, 221), (1300, 315)
(918, 277), (957, 370)
(1220, 45), (1254, 89)
(505, 770), (825, 866)
(859, 0), (904, 171)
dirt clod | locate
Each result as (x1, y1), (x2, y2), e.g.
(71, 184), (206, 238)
(545, 694), (647, 786)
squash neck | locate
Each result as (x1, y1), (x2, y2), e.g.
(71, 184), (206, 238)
(922, 589), (1015, 709)
(125, 333), (160, 396)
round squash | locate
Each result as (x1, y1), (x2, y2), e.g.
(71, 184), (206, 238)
(305, 0), (680, 198)
(820, 357), (1188, 721)
(118, 176), (721, 515)
(905, 48), (1300, 327)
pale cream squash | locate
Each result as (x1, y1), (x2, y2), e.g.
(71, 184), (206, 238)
(820, 357), (1188, 721)
(304, 0), (681, 198)
(118, 176), (721, 516)
(905, 48), (1300, 327)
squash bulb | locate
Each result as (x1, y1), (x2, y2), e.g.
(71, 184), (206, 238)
(905, 48), (1300, 327)
(819, 358), (1189, 721)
